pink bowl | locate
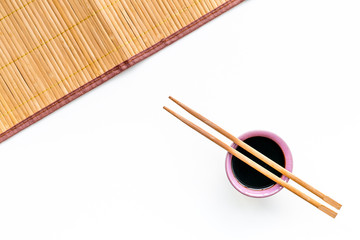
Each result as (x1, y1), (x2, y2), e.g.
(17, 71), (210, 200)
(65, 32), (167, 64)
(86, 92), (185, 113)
(225, 130), (293, 198)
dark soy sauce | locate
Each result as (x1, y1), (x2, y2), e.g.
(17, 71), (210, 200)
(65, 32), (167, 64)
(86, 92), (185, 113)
(231, 136), (285, 189)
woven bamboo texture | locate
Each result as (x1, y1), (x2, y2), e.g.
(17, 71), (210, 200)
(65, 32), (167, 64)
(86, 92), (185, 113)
(0, 0), (244, 143)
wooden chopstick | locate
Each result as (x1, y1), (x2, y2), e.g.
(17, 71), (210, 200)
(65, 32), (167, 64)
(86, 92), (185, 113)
(169, 96), (342, 211)
(163, 106), (337, 218)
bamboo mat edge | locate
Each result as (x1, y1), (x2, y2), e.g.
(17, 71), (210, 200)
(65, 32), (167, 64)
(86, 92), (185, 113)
(0, 0), (245, 144)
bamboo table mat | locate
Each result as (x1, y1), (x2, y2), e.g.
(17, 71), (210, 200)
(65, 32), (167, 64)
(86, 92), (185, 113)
(0, 0), (244, 143)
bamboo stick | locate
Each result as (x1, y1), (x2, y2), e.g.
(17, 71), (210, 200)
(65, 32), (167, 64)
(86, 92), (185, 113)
(169, 96), (342, 210)
(163, 106), (338, 218)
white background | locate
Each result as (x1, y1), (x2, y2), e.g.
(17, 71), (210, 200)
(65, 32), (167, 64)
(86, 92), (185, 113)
(1, 0), (359, 239)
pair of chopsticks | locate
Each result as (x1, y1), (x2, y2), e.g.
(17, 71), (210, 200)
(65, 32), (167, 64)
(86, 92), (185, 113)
(164, 96), (341, 218)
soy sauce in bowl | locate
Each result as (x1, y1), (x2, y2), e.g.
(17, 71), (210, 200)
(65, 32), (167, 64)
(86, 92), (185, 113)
(231, 136), (285, 189)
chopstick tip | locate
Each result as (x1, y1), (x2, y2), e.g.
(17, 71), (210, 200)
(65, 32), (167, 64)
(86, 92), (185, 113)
(169, 96), (181, 105)
(163, 106), (171, 113)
